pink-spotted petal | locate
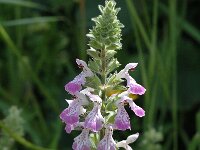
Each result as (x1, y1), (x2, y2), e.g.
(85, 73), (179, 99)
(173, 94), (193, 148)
(72, 128), (91, 150)
(65, 123), (75, 134)
(114, 103), (131, 131)
(84, 103), (104, 132)
(60, 99), (81, 124)
(97, 126), (116, 150)
(125, 74), (146, 95)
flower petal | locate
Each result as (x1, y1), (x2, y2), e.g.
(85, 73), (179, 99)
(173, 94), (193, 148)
(117, 63), (138, 78)
(72, 128), (91, 150)
(127, 100), (145, 117)
(84, 103), (104, 132)
(126, 133), (139, 144)
(65, 73), (86, 95)
(129, 83), (146, 95)
(114, 103), (131, 131)
(76, 59), (93, 77)
(60, 99), (81, 124)
(125, 74), (146, 95)
(97, 125), (116, 150)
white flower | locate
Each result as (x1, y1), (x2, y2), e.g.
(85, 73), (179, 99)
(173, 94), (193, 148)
(116, 133), (139, 150)
(116, 63), (138, 79)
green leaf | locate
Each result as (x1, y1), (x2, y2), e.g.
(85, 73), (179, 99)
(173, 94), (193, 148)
(89, 40), (103, 50)
(85, 75), (101, 90)
(88, 59), (101, 74)
(106, 58), (120, 74)
(105, 111), (117, 124)
(87, 48), (100, 59)
(105, 50), (117, 60)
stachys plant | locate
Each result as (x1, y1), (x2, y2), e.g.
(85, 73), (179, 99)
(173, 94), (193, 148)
(60, 0), (146, 149)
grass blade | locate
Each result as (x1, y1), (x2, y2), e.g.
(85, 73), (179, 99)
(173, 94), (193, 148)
(160, 3), (200, 44)
(125, 0), (151, 50)
(0, 0), (46, 10)
(1, 16), (65, 27)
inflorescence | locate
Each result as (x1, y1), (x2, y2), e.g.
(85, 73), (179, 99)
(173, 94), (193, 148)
(60, 1), (146, 149)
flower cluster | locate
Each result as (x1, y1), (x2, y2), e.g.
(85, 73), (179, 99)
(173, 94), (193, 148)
(60, 0), (146, 149)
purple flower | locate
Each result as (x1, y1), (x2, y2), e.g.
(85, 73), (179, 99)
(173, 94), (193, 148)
(126, 99), (145, 117)
(116, 133), (139, 150)
(72, 128), (91, 150)
(60, 99), (82, 125)
(115, 96), (145, 119)
(65, 59), (93, 95)
(65, 123), (75, 134)
(60, 88), (91, 126)
(97, 125), (116, 150)
(114, 103), (131, 131)
(125, 74), (146, 95)
(84, 102), (104, 132)
(65, 73), (86, 95)
(116, 63), (146, 96)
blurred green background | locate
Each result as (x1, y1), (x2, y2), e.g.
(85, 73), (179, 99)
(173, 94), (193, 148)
(0, 0), (200, 150)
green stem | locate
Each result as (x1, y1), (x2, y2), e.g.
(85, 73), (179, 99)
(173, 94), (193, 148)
(101, 48), (107, 101)
(126, 0), (152, 51)
(100, 47), (107, 141)
(169, 0), (178, 149)
(148, 0), (158, 127)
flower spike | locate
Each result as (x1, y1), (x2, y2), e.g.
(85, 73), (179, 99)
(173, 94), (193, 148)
(60, 1), (146, 149)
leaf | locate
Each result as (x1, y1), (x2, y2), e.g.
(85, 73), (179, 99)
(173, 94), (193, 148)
(105, 111), (117, 124)
(105, 50), (117, 60)
(85, 75), (101, 90)
(87, 48), (100, 59)
(88, 59), (101, 74)
(106, 58), (120, 74)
